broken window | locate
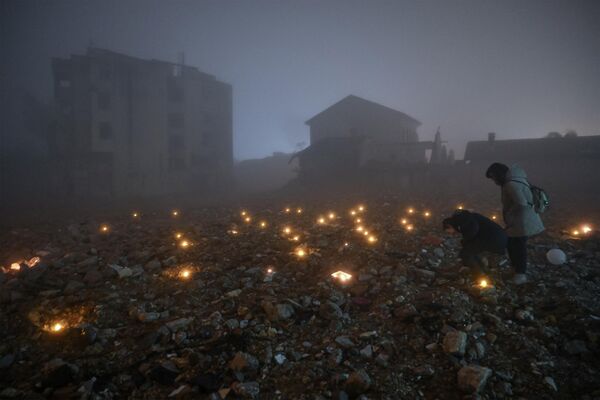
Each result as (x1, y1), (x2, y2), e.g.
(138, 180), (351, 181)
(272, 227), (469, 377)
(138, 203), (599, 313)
(99, 122), (113, 140)
(98, 92), (111, 110)
(168, 113), (184, 129)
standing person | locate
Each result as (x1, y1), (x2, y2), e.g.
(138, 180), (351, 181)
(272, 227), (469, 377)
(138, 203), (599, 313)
(443, 209), (507, 277)
(486, 163), (545, 284)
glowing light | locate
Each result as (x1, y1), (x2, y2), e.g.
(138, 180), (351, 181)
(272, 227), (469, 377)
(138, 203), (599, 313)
(10, 263), (21, 271)
(283, 226), (292, 235)
(401, 218), (408, 225)
(424, 211), (431, 217)
(100, 224), (109, 233)
(479, 279), (488, 288)
(368, 235), (377, 243)
(491, 215), (497, 220)
(175, 232), (183, 239)
(406, 224), (414, 232)
(179, 240), (190, 249)
(457, 205), (464, 210)
(266, 267), (274, 274)
(241, 210), (247, 216)
(572, 230), (580, 236)
(355, 218), (362, 224)
(350, 210), (357, 216)
(582, 225), (592, 234)
(132, 212), (139, 218)
(27, 257), (41, 267)
(344, 242), (349, 247)
(179, 269), (192, 279)
(259, 221), (267, 228)
(295, 248), (307, 258)
(408, 208), (415, 214)
(356, 225), (364, 232)
(284, 207), (291, 213)
(363, 230), (369, 236)
(328, 212), (336, 220)
(244, 216), (251, 223)
(331, 270), (352, 282)
(229, 229), (239, 235)
(296, 208), (303, 214)
(358, 205), (365, 212)
(292, 235), (300, 241)
(172, 210), (179, 217)
(317, 217), (326, 225)
(51, 323), (64, 333)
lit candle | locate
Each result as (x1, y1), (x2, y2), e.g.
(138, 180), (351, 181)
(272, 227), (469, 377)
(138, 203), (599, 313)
(401, 218), (408, 225)
(295, 248), (307, 258)
(284, 207), (291, 213)
(244, 216), (251, 223)
(424, 211), (431, 217)
(457, 205), (464, 210)
(317, 217), (326, 225)
(172, 210), (179, 217)
(479, 278), (488, 288)
(132, 212), (140, 218)
(241, 210), (247, 216)
(355, 218), (362, 224)
(331, 270), (352, 282)
(328, 212), (336, 220)
(10, 262), (21, 271)
(408, 208), (415, 214)
(350, 210), (357, 216)
(296, 208), (303, 214)
(259, 221), (267, 228)
(344, 242), (349, 247)
(179, 269), (192, 279)
(367, 235), (377, 243)
(292, 235), (300, 241)
(572, 230), (580, 236)
(406, 224), (414, 232)
(283, 226), (292, 235)
(356, 225), (364, 232)
(100, 224), (109, 233)
(49, 322), (65, 333)
(491, 215), (497, 220)
(358, 205), (365, 212)
(179, 240), (190, 249)
(266, 267), (274, 274)
(175, 232), (183, 239)
(229, 229), (239, 235)
(582, 225), (592, 234)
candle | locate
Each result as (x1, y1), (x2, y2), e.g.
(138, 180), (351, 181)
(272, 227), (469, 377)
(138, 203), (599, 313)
(244, 216), (251, 223)
(259, 221), (267, 228)
(457, 205), (464, 210)
(283, 226), (292, 235)
(406, 224), (414, 232)
(179, 240), (190, 249)
(172, 210), (179, 217)
(296, 208), (303, 214)
(408, 207), (415, 214)
(175, 232), (183, 239)
(100, 224), (109, 233)
(179, 269), (192, 279)
(350, 210), (357, 216)
(241, 210), (247, 216)
(328, 212), (336, 220)
(317, 217), (326, 225)
(295, 247), (307, 258)
(479, 278), (488, 288)
(582, 225), (592, 234)
(400, 218), (408, 225)
(491, 215), (497, 220)
(367, 235), (377, 243)
(358, 205), (365, 212)
(132, 212), (140, 218)
(355, 218), (362, 224)
(424, 211), (431, 217)
(284, 207), (291, 213)
(331, 270), (352, 282)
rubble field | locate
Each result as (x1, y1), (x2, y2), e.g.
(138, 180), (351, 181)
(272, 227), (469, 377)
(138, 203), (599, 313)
(1, 200), (599, 399)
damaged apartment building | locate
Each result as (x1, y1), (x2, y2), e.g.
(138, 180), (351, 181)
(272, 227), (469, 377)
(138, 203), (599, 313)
(51, 47), (232, 199)
(292, 95), (449, 189)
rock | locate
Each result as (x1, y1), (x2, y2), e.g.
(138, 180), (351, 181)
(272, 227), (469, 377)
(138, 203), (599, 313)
(229, 352), (259, 372)
(443, 330), (467, 356)
(457, 365), (492, 393)
(64, 280), (85, 294)
(335, 336), (355, 349)
(345, 369), (371, 396)
(166, 317), (192, 332)
(274, 353), (287, 365)
(393, 304), (418, 320)
(149, 362), (179, 385)
(144, 259), (162, 271)
(544, 376), (558, 391)
(433, 248), (445, 258)
(319, 301), (343, 320)
(169, 384), (192, 397)
(276, 303), (295, 319)
(515, 309), (534, 321)
(563, 339), (588, 355)
(83, 269), (103, 285)
(226, 289), (242, 297)
(232, 381), (260, 399)
(0, 353), (15, 369)
(137, 311), (161, 322)
(225, 318), (240, 330)
(109, 264), (133, 278)
(359, 345), (373, 358)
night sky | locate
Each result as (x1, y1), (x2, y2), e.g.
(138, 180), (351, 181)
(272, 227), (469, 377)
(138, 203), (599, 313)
(2, 0), (599, 160)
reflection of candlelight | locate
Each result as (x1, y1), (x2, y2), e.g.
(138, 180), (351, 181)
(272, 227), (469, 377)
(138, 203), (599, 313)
(331, 270), (352, 282)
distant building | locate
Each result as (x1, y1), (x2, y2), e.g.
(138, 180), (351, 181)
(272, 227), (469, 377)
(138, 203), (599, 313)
(51, 47), (232, 198)
(295, 95), (434, 181)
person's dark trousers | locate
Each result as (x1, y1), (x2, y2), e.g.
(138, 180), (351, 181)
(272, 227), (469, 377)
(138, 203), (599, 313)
(507, 236), (528, 273)
(460, 246), (488, 276)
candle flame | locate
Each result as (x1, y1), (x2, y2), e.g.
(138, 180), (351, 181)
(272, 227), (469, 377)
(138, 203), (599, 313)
(367, 235), (377, 243)
(244, 216), (251, 223)
(356, 225), (364, 232)
(179, 269), (191, 279)
(284, 207), (291, 213)
(401, 218), (408, 225)
(283, 226), (292, 235)
(241, 210), (247, 216)
(408, 208), (415, 214)
(491, 215), (497, 220)
(296, 208), (303, 214)
(100, 224), (109, 233)
(51, 322), (64, 333)
(582, 225), (592, 234)
(10, 262), (21, 271)
(424, 211), (431, 217)
(260, 221), (267, 228)
(179, 240), (190, 249)
(572, 230), (580, 236)
(175, 232), (183, 239)
(331, 270), (352, 282)
(295, 248), (306, 258)
(457, 205), (464, 210)
(406, 224), (414, 231)
(267, 267), (274, 274)
(479, 279), (488, 288)
(292, 235), (300, 241)
(172, 210), (179, 217)
(328, 212), (336, 220)
(350, 210), (357, 216)
(132, 212), (139, 218)
(358, 205), (365, 212)
(317, 217), (326, 224)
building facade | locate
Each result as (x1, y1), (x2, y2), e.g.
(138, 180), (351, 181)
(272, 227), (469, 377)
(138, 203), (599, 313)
(51, 47), (232, 199)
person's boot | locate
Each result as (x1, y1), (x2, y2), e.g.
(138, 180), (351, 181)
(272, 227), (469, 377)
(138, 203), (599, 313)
(513, 273), (527, 285)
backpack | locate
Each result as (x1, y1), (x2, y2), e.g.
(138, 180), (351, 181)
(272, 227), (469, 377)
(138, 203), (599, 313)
(509, 180), (550, 213)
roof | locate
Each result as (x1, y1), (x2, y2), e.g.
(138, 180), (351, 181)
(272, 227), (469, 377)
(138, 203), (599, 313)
(289, 136), (365, 163)
(305, 95), (421, 126)
(464, 135), (600, 162)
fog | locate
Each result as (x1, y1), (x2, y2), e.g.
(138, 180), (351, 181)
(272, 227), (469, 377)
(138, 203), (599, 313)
(1, 0), (600, 216)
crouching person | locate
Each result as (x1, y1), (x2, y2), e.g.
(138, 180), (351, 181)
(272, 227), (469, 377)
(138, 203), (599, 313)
(443, 209), (507, 277)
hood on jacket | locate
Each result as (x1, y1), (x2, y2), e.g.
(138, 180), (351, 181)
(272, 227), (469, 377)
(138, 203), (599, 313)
(505, 164), (528, 184)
